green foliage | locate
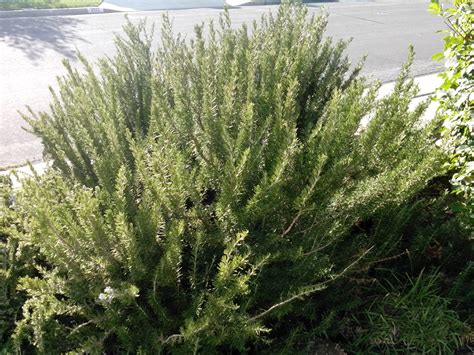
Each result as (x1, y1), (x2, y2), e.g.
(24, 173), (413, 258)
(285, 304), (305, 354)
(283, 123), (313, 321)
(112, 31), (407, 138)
(2, 2), (464, 353)
(0, 176), (37, 352)
(431, 0), (474, 222)
(0, 0), (100, 11)
(352, 271), (466, 354)
(0, 176), (16, 349)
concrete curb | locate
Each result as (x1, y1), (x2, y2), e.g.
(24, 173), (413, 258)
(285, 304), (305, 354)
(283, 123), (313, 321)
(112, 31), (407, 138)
(379, 72), (442, 98)
(0, 6), (117, 19)
(0, 2), (230, 18)
(379, 72), (441, 125)
(99, 2), (134, 12)
(0, 161), (48, 189)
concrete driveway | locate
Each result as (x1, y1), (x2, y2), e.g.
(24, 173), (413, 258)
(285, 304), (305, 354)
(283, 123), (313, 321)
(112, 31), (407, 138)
(0, 1), (444, 168)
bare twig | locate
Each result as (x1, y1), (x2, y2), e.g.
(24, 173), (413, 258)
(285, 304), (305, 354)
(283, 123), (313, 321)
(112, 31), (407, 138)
(281, 209), (303, 237)
(367, 249), (409, 267)
(248, 246), (374, 322)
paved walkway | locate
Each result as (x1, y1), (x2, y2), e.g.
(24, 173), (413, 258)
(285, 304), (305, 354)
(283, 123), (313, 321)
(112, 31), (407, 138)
(0, 1), (444, 168)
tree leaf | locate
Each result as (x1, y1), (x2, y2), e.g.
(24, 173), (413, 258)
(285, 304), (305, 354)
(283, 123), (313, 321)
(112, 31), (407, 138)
(432, 52), (445, 61)
(428, 2), (441, 14)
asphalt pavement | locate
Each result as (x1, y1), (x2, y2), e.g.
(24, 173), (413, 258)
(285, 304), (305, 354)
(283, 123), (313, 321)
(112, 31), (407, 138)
(0, 1), (444, 168)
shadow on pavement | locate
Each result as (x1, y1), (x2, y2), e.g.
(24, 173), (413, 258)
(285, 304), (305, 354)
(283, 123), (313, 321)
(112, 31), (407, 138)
(0, 16), (88, 61)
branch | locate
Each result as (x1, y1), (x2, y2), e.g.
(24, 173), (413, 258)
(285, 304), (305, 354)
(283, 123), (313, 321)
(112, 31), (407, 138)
(367, 249), (409, 267)
(281, 209), (303, 237)
(161, 333), (184, 345)
(248, 246), (374, 322)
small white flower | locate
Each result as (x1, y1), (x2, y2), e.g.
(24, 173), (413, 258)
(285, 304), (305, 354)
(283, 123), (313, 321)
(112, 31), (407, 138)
(98, 286), (116, 304)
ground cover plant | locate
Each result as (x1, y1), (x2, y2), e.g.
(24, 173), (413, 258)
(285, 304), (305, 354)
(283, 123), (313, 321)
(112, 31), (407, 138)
(0, 0), (100, 10)
(1, 2), (471, 353)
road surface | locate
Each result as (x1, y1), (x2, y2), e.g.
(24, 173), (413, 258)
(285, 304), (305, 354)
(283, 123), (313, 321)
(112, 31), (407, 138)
(0, 1), (444, 168)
